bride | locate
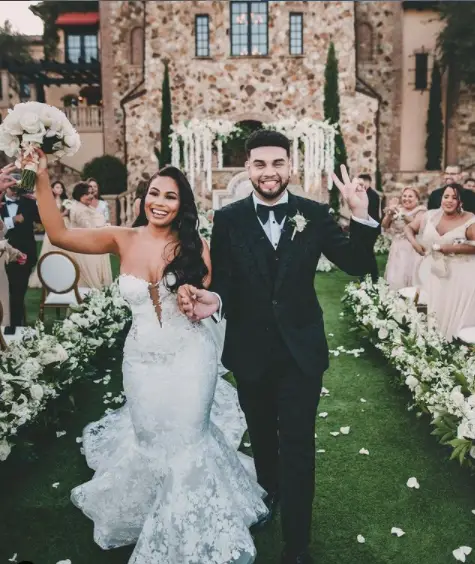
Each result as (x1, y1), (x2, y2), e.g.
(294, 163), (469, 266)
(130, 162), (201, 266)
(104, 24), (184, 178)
(32, 151), (267, 564)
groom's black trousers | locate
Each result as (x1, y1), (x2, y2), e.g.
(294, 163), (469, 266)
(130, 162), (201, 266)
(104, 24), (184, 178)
(234, 340), (323, 552)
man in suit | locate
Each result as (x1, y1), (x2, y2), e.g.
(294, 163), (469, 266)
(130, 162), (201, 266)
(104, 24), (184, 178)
(1, 183), (40, 329)
(177, 130), (379, 564)
(358, 173), (381, 282)
(428, 165), (475, 213)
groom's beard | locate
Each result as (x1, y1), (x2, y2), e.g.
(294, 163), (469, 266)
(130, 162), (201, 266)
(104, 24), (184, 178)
(251, 175), (290, 201)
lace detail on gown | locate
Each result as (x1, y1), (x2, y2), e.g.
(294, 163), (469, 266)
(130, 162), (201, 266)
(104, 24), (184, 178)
(71, 274), (267, 564)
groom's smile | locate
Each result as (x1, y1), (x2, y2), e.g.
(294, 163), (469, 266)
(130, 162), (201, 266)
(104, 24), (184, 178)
(246, 145), (291, 204)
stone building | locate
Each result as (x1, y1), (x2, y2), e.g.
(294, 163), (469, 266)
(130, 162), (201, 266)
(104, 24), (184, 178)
(98, 0), (475, 203)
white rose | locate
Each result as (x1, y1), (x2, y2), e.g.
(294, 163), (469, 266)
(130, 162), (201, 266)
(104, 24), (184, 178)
(378, 327), (389, 340)
(457, 418), (475, 440)
(19, 111), (42, 134)
(0, 130), (20, 157)
(63, 133), (81, 155)
(30, 383), (44, 401)
(23, 130), (45, 145)
(41, 343), (69, 365)
(0, 439), (11, 461)
(450, 386), (466, 409)
(2, 112), (23, 135)
(405, 375), (419, 391)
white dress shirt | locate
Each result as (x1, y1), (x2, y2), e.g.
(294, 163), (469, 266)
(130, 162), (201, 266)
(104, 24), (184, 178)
(3, 198), (19, 231)
(252, 191), (288, 249)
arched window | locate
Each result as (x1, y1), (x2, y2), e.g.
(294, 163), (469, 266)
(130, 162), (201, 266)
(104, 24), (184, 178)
(356, 22), (373, 63)
(130, 26), (144, 66)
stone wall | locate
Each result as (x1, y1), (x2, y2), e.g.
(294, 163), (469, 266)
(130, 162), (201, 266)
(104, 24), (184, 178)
(117, 0), (377, 189)
(355, 1), (404, 172)
(451, 84), (475, 169)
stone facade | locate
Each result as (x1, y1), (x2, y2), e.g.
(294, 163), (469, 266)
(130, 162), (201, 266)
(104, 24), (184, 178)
(102, 1), (380, 193)
(451, 84), (475, 169)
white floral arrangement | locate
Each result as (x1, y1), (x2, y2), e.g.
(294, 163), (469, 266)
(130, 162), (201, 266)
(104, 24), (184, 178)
(197, 204), (214, 242)
(316, 255), (335, 272)
(0, 101), (81, 193)
(0, 283), (131, 462)
(343, 277), (475, 466)
(374, 233), (392, 255)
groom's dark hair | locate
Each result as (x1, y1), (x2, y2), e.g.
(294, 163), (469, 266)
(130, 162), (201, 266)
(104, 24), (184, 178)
(245, 129), (291, 158)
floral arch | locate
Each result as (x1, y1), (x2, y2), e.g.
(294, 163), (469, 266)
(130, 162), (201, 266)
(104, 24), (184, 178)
(170, 117), (336, 194)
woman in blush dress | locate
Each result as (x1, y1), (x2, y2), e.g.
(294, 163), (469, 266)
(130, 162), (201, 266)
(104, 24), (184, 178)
(88, 177), (110, 224)
(69, 182), (113, 289)
(405, 183), (475, 341)
(382, 186), (426, 290)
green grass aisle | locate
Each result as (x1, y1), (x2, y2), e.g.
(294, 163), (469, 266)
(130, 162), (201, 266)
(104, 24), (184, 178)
(1, 261), (475, 563)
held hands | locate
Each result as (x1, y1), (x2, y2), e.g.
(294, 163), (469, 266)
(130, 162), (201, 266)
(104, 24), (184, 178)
(331, 165), (369, 220)
(413, 242), (426, 256)
(177, 284), (219, 321)
(16, 252), (27, 265)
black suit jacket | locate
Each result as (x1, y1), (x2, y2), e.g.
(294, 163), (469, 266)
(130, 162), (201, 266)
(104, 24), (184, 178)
(428, 186), (475, 213)
(367, 187), (382, 234)
(210, 193), (378, 381)
(1, 196), (40, 267)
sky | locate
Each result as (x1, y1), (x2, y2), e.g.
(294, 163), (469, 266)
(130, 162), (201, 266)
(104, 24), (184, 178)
(0, 1), (43, 35)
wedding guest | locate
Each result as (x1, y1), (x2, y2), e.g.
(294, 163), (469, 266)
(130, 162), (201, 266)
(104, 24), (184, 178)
(69, 182), (112, 289)
(29, 180), (71, 288)
(463, 177), (475, 193)
(428, 165), (475, 213)
(382, 187), (426, 290)
(358, 174), (381, 281)
(0, 220), (27, 327)
(87, 177), (110, 223)
(405, 183), (475, 341)
(0, 182), (40, 329)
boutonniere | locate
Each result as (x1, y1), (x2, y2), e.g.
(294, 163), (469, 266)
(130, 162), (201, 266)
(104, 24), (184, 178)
(289, 211), (309, 241)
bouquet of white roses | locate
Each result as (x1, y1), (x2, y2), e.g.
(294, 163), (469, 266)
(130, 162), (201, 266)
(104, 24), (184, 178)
(0, 101), (81, 193)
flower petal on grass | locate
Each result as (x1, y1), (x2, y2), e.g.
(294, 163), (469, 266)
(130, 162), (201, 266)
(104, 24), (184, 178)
(359, 448), (369, 455)
(407, 477), (420, 489)
(391, 527), (405, 537)
(340, 426), (350, 435)
(453, 546), (472, 562)
(319, 412), (328, 418)
(330, 431), (340, 437)
(357, 535), (365, 544)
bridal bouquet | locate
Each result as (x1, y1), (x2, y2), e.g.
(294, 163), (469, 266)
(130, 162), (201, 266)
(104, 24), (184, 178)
(0, 101), (81, 193)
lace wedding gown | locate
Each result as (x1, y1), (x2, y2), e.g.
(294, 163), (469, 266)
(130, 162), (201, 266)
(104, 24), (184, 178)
(71, 274), (267, 564)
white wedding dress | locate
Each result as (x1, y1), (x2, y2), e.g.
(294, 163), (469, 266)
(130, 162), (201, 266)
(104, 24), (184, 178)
(71, 274), (267, 564)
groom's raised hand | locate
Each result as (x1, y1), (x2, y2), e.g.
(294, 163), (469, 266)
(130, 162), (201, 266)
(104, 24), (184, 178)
(177, 284), (220, 321)
(331, 164), (369, 221)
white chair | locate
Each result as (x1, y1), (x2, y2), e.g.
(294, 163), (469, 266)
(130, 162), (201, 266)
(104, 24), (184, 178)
(37, 251), (91, 321)
(398, 257), (429, 313)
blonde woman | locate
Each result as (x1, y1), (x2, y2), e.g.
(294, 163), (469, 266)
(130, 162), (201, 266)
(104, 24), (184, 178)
(382, 186), (426, 290)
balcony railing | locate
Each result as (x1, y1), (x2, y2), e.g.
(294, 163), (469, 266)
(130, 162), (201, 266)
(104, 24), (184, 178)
(0, 105), (102, 132)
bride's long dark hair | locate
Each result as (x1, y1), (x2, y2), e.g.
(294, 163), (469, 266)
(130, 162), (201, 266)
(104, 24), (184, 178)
(132, 166), (208, 292)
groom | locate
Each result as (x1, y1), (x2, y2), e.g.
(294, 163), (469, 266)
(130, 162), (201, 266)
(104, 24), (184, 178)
(178, 130), (378, 563)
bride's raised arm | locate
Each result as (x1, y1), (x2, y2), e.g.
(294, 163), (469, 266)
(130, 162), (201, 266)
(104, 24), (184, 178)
(34, 150), (126, 255)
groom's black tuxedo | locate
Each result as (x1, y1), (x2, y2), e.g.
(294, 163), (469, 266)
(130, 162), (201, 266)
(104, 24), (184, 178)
(210, 191), (377, 553)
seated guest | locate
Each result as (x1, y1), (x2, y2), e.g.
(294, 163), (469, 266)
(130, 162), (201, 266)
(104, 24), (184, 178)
(463, 177), (475, 193)
(405, 184), (475, 341)
(428, 165), (475, 213)
(68, 182), (113, 289)
(382, 187), (426, 290)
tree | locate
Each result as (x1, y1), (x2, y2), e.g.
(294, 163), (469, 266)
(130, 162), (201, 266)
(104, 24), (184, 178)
(425, 61), (444, 170)
(323, 41), (348, 217)
(437, 2), (475, 85)
(82, 155), (127, 196)
(158, 61), (173, 168)
(0, 21), (33, 64)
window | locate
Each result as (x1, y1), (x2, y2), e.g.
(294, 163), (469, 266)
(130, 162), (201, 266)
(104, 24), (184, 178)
(356, 22), (373, 62)
(66, 33), (98, 63)
(130, 27), (144, 65)
(415, 52), (428, 90)
(289, 13), (303, 55)
(195, 15), (210, 57)
(231, 1), (268, 56)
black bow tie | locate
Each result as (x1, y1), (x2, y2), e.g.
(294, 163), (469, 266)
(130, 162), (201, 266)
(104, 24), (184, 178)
(256, 203), (288, 225)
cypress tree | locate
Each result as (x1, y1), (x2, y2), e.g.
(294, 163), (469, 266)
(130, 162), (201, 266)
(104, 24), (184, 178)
(425, 60), (443, 170)
(159, 61), (173, 168)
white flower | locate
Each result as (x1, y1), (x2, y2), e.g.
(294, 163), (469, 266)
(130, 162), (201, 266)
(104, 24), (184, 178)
(56, 560), (72, 564)
(52, 482), (60, 488)
(357, 534), (365, 543)
(30, 384), (44, 401)
(405, 375), (420, 392)
(359, 448), (369, 455)
(406, 477), (420, 489)
(330, 431), (340, 437)
(360, 398), (367, 403)
(378, 327), (389, 340)
(0, 440), (11, 461)
(0, 129), (20, 157)
(19, 110), (42, 133)
(391, 527), (405, 537)
(317, 449), (325, 453)
(56, 430), (67, 438)
(243, 442), (251, 448)
(340, 426), (351, 435)
(453, 546), (472, 562)
(8, 554), (17, 563)
(2, 111), (23, 135)
(289, 212), (308, 240)
(319, 412), (328, 418)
